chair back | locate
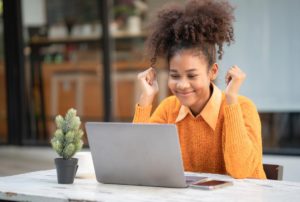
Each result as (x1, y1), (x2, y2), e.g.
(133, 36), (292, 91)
(263, 164), (283, 180)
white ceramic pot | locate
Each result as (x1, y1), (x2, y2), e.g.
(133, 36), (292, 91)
(127, 16), (141, 34)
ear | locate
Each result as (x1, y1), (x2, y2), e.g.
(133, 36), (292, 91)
(209, 63), (219, 81)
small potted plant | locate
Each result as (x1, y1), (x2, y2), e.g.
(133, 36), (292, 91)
(51, 108), (84, 184)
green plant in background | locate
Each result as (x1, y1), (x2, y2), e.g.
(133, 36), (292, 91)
(51, 108), (84, 159)
(114, 4), (137, 18)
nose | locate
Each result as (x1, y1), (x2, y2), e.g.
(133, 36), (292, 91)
(176, 79), (190, 90)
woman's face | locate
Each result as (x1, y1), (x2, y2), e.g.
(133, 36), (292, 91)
(168, 50), (218, 115)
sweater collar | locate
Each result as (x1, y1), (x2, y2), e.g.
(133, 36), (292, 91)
(175, 83), (222, 131)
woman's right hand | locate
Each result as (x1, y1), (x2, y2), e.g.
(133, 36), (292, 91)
(137, 67), (159, 107)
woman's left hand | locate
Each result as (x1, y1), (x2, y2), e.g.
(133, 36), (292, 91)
(225, 65), (246, 104)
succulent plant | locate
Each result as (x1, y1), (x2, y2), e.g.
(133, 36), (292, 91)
(51, 108), (84, 159)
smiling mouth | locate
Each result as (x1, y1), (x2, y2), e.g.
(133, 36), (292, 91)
(176, 91), (194, 96)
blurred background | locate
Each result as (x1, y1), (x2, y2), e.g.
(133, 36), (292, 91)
(0, 0), (300, 181)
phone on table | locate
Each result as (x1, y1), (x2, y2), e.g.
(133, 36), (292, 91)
(190, 180), (233, 190)
(185, 176), (208, 185)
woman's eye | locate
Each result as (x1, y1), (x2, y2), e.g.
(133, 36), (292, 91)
(188, 75), (198, 79)
(170, 74), (180, 79)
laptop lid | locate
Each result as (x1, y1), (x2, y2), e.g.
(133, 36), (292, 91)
(86, 122), (187, 188)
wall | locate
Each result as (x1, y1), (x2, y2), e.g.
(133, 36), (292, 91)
(220, 0), (300, 112)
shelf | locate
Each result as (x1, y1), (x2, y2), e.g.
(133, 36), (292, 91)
(29, 31), (148, 46)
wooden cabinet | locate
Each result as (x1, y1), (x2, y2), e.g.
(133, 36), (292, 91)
(41, 60), (169, 136)
(42, 62), (102, 118)
(42, 62), (102, 135)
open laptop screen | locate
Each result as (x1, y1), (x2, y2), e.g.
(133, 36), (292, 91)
(86, 122), (188, 188)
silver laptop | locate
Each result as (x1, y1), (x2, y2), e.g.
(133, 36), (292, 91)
(86, 122), (206, 188)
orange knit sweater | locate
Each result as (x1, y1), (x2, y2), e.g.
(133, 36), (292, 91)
(133, 93), (266, 179)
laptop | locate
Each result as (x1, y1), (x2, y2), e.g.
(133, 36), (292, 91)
(86, 122), (206, 188)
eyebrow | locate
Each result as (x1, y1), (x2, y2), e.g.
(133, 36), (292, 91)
(186, 69), (197, 73)
(169, 68), (197, 73)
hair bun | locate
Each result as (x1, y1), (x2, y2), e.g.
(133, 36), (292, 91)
(183, 0), (235, 45)
(146, 0), (235, 64)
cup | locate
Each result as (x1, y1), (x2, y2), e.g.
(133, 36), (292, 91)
(74, 151), (95, 178)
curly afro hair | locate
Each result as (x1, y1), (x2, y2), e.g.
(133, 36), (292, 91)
(146, 0), (235, 68)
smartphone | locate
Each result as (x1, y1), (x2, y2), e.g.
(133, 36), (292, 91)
(185, 176), (208, 185)
(190, 180), (233, 190)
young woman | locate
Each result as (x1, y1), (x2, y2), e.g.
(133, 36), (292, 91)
(133, 0), (266, 179)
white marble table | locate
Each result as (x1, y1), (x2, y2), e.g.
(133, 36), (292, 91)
(1, 170), (300, 202)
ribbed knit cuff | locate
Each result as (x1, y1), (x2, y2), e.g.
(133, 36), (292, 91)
(133, 104), (152, 123)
